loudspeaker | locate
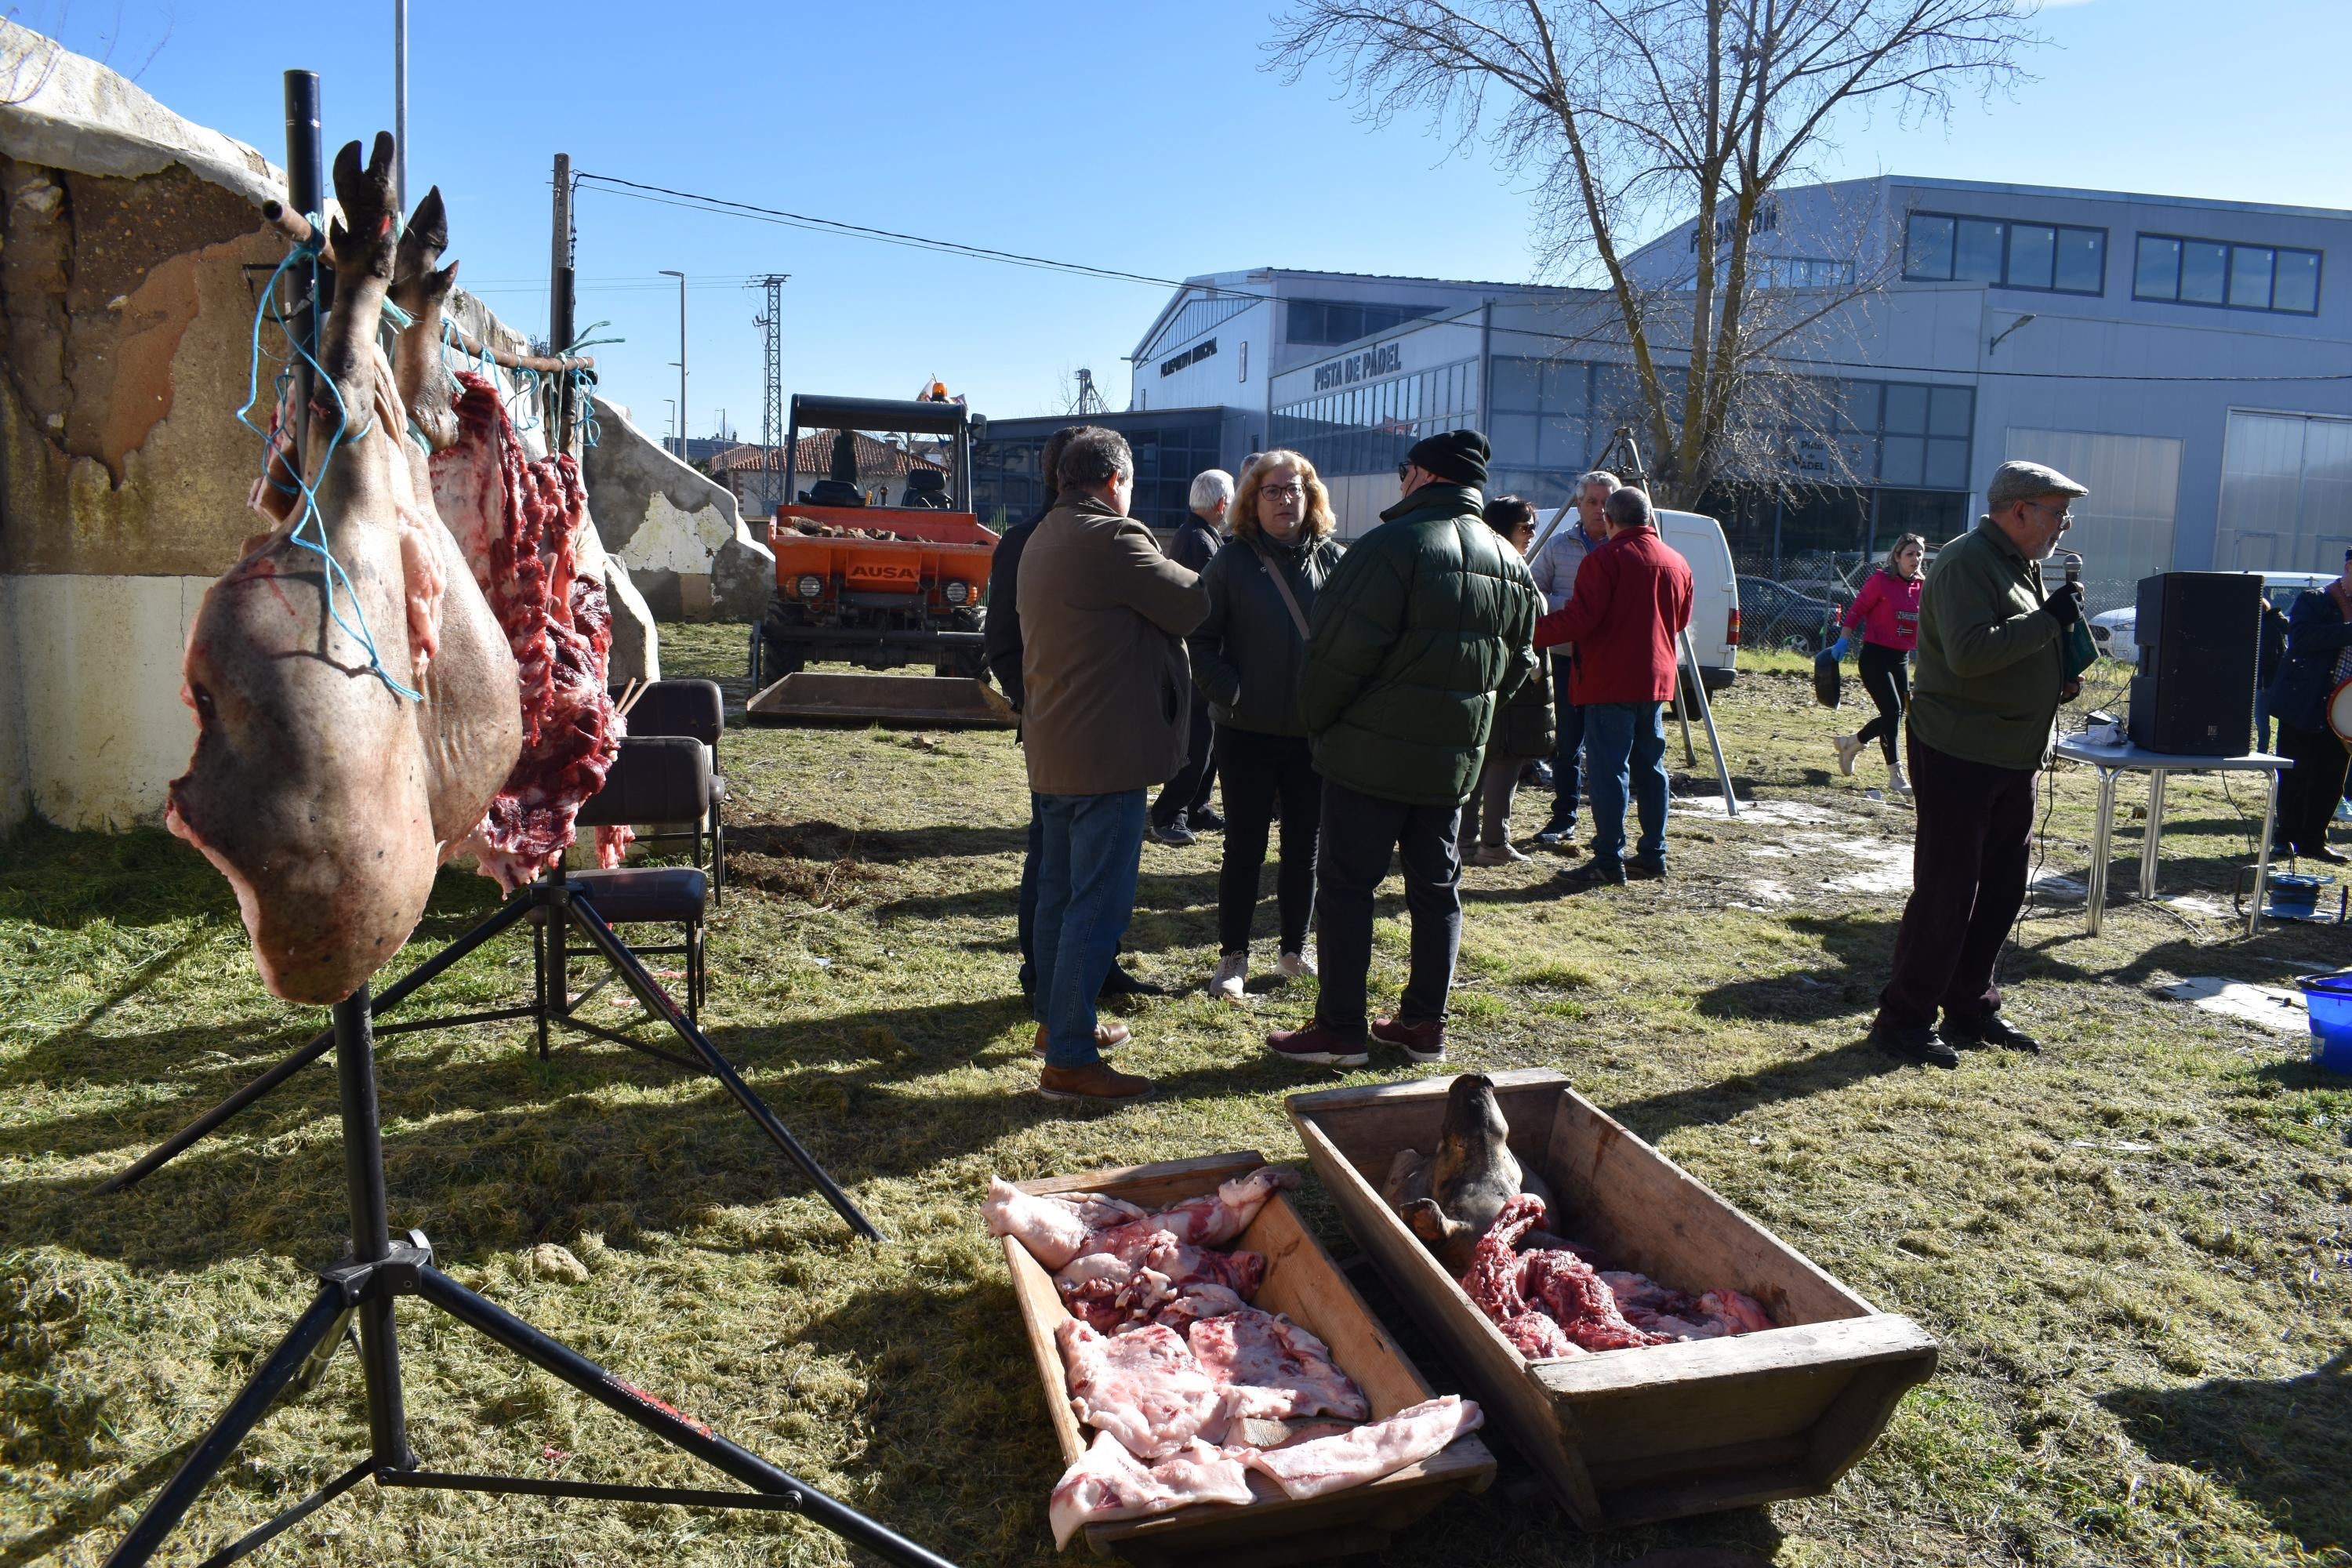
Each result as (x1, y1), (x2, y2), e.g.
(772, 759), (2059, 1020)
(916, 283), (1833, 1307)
(2127, 571), (2262, 756)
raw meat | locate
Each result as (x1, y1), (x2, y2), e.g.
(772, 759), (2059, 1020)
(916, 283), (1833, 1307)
(1130, 1166), (1299, 1249)
(1599, 1271), (1697, 1329)
(1187, 1309), (1370, 1422)
(982, 1178), (1147, 1271)
(1519, 1250), (1666, 1352)
(1149, 1284), (1251, 1330)
(1047, 1432), (1253, 1548)
(1458, 1192), (1548, 1327)
(169, 136), (521, 1004)
(1057, 1320), (1225, 1460)
(1497, 1311), (1582, 1359)
(1701, 1290), (1777, 1336)
(1057, 1229), (1265, 1334)
(431, 371), (625, 890)
(1236, 1395), (1484, 1501)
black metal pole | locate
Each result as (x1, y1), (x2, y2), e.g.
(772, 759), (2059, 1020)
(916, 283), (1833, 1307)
(281, 71), (329, 449)
(560, 891), (885, 1242)
(550, 151), (574, 452)
(100, 1287), (352, 1567)
(415, 1267), (958, 1568)
(91, 892), (537, 1195)
(332, 988), (414, 1472)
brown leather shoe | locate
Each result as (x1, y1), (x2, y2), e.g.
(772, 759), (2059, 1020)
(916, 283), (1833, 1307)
(1372, 1015), (1446, 1064)
(1265, 1021), (1370, 1067)
(1033, 1021), (1131, 1058)
(1038, 1061), (1154, 1102)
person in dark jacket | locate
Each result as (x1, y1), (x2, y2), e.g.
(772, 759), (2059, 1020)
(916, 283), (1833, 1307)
(1537, 485), (1693, 887)
(1149, 470), (1234, 845)
(2265, 550), (2352, 864)
(1266, 429), (1539, 1069)
(1461, 496), (1555, 864)
(1189, 452), (1345, 1003)
(983, 426), (1160, 1002)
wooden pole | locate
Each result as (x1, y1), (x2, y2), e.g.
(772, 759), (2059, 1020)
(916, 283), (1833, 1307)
(550, 152), (575, 454)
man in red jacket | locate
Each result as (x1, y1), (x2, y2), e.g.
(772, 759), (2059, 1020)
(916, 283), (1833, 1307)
(1534, 485), (1693, 886)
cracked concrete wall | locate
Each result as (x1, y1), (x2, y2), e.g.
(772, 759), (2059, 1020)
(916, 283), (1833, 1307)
(0, 23), (655, 826)
(585, 393), (773, 622)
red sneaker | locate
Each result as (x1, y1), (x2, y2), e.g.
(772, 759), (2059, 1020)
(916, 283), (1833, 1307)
(1265, 1021), (1370, 1067)
(1372, 1015), (1446, 1064)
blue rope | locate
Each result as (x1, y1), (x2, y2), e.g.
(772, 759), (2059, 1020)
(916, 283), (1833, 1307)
(236, 227), (421, 702)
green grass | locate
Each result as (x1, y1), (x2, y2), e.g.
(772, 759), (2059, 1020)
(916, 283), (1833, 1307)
(3, 626), (2348, 1566)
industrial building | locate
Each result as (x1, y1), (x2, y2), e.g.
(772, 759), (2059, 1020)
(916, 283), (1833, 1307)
(975, 177), (2350, 611)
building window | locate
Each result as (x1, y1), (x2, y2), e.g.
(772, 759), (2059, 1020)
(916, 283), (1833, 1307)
(1239, 339), (1248, 383)
(1903, 211), (2105, 295)
(2134, 233), (2321, 314)
(1284, 299), (1439, 347)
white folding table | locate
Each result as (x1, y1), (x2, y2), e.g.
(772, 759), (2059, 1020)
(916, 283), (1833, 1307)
(2052, 735), (2292, 937)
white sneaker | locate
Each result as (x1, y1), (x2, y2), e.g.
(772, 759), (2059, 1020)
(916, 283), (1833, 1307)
(1277, 949), (1316, 980)
(1470, 842), (1530, 866)
(1210, 952), (1248, 1003)
(1833, 733), (1864, 777)
(1888, 760), (1913, 797)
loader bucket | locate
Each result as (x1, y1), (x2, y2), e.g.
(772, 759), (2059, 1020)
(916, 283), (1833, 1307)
(745, 672), (1016, 728)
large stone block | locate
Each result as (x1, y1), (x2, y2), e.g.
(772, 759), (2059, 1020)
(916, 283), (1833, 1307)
(584, 394), (768, 622)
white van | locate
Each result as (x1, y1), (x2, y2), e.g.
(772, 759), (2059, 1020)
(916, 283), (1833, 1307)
(1657, 508), (1740, 693)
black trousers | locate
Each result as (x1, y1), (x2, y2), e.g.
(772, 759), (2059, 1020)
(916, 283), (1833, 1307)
(1152, 699), (1218, 826)
(1875, 735), (2036, 1031)
(2274, 718), (2350, 855)
(1214, 728), (1321, 956)
(1314, 778), (1461, 1038)
(1855, 642), (1910, 764)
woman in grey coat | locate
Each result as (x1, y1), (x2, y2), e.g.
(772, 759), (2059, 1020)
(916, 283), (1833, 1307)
(1187, 452), (1346, 1002)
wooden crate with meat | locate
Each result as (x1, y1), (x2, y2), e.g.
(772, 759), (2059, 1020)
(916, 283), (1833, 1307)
(993, 1150), (1497, 1566)
(1284, 1070), (1938, 1532)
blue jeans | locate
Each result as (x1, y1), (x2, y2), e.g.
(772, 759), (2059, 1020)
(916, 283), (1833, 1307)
(1017, 793), (1044, 989)
(1033, 789), (1147, 1068)
(1549, 654), (1584, 822)
(1584, 701), (1668, 868)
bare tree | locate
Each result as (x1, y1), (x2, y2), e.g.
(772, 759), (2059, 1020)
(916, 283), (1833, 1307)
(1269, 0), (2041, 505)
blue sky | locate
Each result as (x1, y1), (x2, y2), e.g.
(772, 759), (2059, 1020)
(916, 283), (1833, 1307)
(31, 0), (2351, 437)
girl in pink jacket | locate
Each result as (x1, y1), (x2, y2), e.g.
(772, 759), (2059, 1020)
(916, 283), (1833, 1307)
(1831, 534), (1926, 795)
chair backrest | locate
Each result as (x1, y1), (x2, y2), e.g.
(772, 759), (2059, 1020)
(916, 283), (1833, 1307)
(616, 680), (724, 749)
(575, 736), (711, 829)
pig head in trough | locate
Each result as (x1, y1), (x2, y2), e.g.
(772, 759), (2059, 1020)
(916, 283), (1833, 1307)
(168, 135), (521, 1004)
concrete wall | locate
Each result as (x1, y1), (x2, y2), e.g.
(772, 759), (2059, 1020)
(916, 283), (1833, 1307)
(585, 393), (773, 622)
(0, 24), (656, 829)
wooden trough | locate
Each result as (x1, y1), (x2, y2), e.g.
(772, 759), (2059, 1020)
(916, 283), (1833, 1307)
(1000, 1151), (1496, 1566)
(1285, 1070), (1937, 1531)
(743, 670), (1014, 727)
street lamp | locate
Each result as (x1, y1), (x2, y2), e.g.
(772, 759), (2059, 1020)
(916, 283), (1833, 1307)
(659, 268), (687, 459)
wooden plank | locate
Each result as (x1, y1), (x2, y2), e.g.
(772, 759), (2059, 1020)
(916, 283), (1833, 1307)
(1803, 1348), (1940, 1485)
(1542, 1091), (1875, 1325)
(1018, 1149), (1269, 1209)
(1001, 1235), (1090, 1465)
(1287, 1106), (1607, 1527)
(1279, 1067), (1566, 1116)
(1596, 1462), (1821, 1530)
(1529, 1314), (1940, 1401)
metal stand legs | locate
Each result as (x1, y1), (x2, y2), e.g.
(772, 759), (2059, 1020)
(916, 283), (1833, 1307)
(91, 877), (881, 1242)
(100, 990), (955, 1568)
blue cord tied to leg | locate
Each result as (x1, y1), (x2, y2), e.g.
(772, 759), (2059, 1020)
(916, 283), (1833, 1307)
(238, 226), (422, 702)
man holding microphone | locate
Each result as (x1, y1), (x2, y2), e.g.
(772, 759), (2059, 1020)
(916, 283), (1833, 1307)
(1868, 460), (2089, 1069)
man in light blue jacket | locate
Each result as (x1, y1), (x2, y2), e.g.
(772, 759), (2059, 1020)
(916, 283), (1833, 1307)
(1526, 470), (1613, 846)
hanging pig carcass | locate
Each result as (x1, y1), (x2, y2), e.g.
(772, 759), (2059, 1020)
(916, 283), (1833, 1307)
(167, 136), (522, 1004)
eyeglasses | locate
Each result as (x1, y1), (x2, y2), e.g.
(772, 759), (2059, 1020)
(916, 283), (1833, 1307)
(1396, 462), (1412, 481)
(2024, 499), (2074, 525)
(1260, 484), (1305, 501)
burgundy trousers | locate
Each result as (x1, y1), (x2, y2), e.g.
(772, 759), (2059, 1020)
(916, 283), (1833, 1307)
(1875, 733), (2038, 1031)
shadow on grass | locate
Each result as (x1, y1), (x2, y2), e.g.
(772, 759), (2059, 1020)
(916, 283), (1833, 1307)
(731, 818), (1031, 865)
(2100, 1351), (2352, 1557)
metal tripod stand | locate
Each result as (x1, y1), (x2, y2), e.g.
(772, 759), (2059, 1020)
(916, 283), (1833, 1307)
(90, 866), (884, 1243)
(100, 989), (953, 1568)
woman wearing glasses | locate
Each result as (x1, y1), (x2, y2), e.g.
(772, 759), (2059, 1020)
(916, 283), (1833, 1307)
(1188, 452), (1348, 1002)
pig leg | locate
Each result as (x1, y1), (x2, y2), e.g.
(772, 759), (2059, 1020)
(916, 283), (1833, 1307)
(389, 185), (463, 452)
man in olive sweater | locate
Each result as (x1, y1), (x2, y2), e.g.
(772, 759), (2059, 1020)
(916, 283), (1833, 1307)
(1869, 459), (2089, 1069)
(1267, 430), (1539, 1068)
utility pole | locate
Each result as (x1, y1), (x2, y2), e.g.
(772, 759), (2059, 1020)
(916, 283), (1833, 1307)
(391, 0), (408, 210)
(550, 153), (574, 452)
(752, 272), (789, 513)
(659, 268), (687, 462)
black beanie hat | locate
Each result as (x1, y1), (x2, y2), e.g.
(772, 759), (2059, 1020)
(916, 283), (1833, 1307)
(1406, 428), (1489, 488)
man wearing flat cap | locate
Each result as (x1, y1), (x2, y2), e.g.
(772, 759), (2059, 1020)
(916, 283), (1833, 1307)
(1268, 430), (1540, 1069)
(1868, 459), (2089, 1069)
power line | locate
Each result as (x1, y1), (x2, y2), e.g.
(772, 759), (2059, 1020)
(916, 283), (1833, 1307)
(573, 172), (1271, 300)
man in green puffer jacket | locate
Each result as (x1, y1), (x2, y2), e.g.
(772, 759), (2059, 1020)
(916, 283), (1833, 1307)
(1267, 430), (1540, 1069)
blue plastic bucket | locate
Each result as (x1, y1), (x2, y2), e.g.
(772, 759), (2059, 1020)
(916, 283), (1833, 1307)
(2297, 973), (2352, 1073)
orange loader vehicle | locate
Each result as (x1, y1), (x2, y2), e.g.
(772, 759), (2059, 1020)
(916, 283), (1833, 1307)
(746, 394), (1012, 725)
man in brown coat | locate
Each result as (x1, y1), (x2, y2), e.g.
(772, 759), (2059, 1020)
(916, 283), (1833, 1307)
(1018, 427), (1211, 1101)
